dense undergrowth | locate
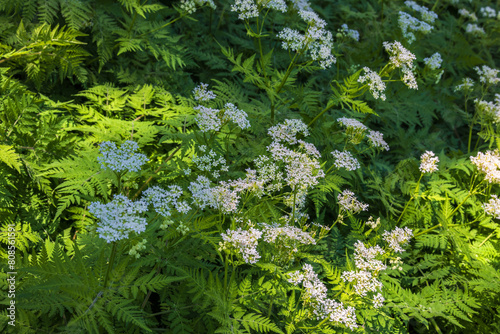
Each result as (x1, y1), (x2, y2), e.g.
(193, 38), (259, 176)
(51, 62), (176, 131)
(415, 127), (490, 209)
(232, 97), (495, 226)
(0, 0), (499, 333)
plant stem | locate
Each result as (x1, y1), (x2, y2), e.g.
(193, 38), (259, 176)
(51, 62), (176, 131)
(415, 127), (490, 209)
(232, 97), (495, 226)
(397, 174), (423, 223)
(103, 242), (117, 288)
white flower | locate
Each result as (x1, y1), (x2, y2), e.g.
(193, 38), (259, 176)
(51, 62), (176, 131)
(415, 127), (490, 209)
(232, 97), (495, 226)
(373, 293), (385, 308)
(475, 95), (500, 124)
(337, 117), (368, 131)
(220, 227), (262, 264)
(483, 195), (500, 219)
(331, 150), (360, 171)
(366, 216), (380, 229)
(89, 194), (148, 243)
(358, 67), (386, 100)
(404, 1), (438, 23)
(383, 227), (413, 253)
(337, 189), (369, 213)
(480, 6), (496, 18)
(470, 150), (500, 184)
(341, 270), (383, 296)
(475, 65), (500, 85)
(268, 119), (310, 144)
(278, 28), (306, 52)
(188, 175), (217, 209)
(180, 0), (196, 14)
(424, 52), (442, 70)
(223, 103), (251, 129)
(231, 0), (259, 20)
(367, 130), (390, 151)
(97, 140), (148, 173)
(398, 11), (433, 44)
(353, 240), (386, 272)
(465, 23), (486, 36)
(383, 41), (418, 89)
(262, 224), (316, 249)
(193, 82), (216, 101)
(419, 151), (439, 173)
(458, 8), (477, 21)
(194, 105), (222, 132)
(142, 185), (190, 217)
(192, 147), (229, 179)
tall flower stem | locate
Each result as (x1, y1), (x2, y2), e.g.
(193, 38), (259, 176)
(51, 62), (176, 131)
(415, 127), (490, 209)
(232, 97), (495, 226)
(103, 242), (118, 288)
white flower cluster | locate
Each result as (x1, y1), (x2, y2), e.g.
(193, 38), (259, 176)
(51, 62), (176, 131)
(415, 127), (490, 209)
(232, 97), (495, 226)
(331, 150), (360, 171)
(193, 82), (216, 101)
(89, 194), (148, 243)
(383, 227), (413, 253)
(404, 1), (438, 23)
(278, 10), (336, 69)
(192, 145), (229, 179)
(383, 41), (418, 90)
(341, 241), (386, 307)
(424, 52), (442, 70)
(290, 0), (311, 11)
(142, 185), (191, 217)
(475, 65), (500, 86)
(465, 23), (486, 36)
(419, 151), (439, 173)
(470, 150), (500, 184)
(337, 117), (368, 131)
(398, 11), (433, 44)
(194, 103), (250, 132)
(262, 224), (316, 250)
(231, 0), (259, 19)
(454, 77), (474, 92)
(483, 195), (500, 219)
(458, 8), (477, 21)
(340, 24), (359, 41)
(373, 293), (385, 308)
(219, 227), (262, 264)
(188, 175), (217, 209)
(475, 94), (500, 124)
(97, 141), (148, 173)
(288, 264), (358, 330)
(267, 118), (309, 144)
(358, 67), (386, 100)
(367, 130), (390, 151)
(337, 189), (369, 214)
(480, 6), (496, 18)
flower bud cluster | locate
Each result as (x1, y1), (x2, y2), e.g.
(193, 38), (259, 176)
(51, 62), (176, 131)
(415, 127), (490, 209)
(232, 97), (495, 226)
(337, 189), (369, 214)
(128, 239), (147, 259)
(97, 141), (148, 173)
(366, 216), (380, 229)
(383, 41), (418, 90)
(483, 195), (500, 219)
(340, 24), (359, 41)
(419, 151), (439, 173)
(358, 67), (386, 100)
(424, 52), (442, 70)
(89, 194), (148, 243)
(470, 150), (500, 184)
(287, 264), (358, 330)
(262, 223), (316, 250)
(176, 221), (190, 235)
(454, 77), (474, 92)
(331, 150), (360, 171)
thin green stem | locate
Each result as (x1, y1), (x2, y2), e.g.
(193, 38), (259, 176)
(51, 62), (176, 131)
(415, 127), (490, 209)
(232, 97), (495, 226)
(103, 242), (118, 288)
(397, 174), (423, 223)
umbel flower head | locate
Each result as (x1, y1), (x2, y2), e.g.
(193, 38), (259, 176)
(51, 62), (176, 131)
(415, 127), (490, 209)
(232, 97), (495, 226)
(419, 151), (439, 173)
(89, 194), (148, 243)
(97, 140), (148, 173)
